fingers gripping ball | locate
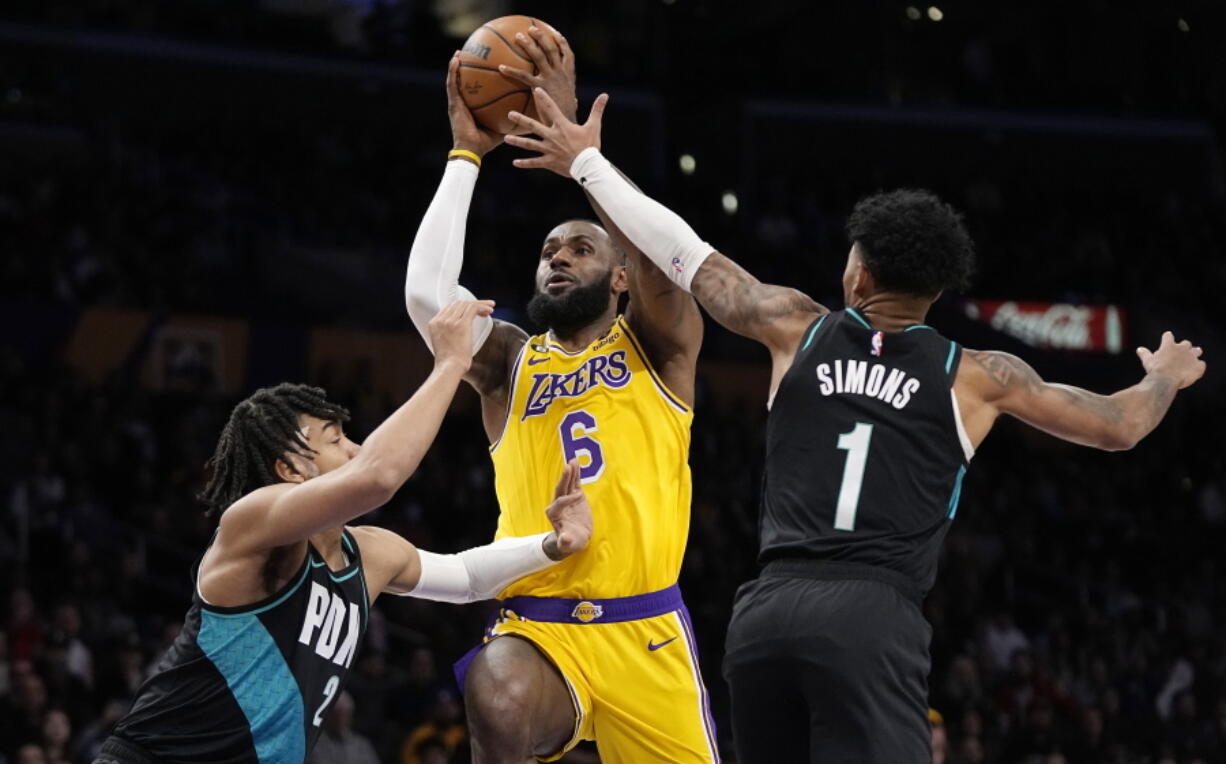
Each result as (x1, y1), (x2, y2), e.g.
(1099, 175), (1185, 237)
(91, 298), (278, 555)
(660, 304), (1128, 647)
(458, 15), (558, 134)
(457, 15), (556, 133)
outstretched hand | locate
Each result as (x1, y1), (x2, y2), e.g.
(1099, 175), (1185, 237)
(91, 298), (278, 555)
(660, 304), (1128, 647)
(1137, 330), (1206, 390)
(543, 459), (593, 559)
(446, 53), (503, 158)
(428, 299), (496, 372)
(504, 88), (609, 177)
(497, 24), (578, 123)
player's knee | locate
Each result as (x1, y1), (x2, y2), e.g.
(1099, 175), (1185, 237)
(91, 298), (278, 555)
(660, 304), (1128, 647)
(468, 673), (536, 730)
(465, 644), (538, 739)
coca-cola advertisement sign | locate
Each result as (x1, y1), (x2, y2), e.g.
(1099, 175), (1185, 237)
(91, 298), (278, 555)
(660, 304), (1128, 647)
(962, 301), (1125, 353)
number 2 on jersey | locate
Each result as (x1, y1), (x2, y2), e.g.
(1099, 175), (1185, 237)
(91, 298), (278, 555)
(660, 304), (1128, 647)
(313, 675), (340, 727)
(559, 410), (605, 484)
(834, 423), (874, 531)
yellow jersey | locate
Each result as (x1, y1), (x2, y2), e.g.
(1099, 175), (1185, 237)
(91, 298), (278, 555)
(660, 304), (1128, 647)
(491, 315), (693, 599)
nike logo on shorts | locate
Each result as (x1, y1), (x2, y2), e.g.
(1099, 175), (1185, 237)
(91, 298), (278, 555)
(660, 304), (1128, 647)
(647, 637), (677, 651)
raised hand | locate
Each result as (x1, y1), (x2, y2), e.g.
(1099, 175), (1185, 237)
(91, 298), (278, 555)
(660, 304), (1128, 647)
(446, 53), (503, 158)
(543, 459), (593, 559)
(498, 24), (578, 123)
(504, 88), (609, 177)
(428, 299), (496, 372)
(1136, 331), (1206, 389)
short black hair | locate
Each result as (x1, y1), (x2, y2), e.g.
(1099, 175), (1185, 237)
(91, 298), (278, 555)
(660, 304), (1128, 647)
(845, 189), (975, 297)
(198, 383), (350, 517)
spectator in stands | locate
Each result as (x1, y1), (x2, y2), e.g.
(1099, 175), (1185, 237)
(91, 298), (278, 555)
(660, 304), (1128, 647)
(399, 688), (466, 764)
(3, 664), (49, 754)
(14, 743), (47, 764)
(930, 708), (948, 764)
(37, 708), (71, 764)
(49, 605), (91, 690)
(7, 590), (45, 662)
(72, 699), (126, 763)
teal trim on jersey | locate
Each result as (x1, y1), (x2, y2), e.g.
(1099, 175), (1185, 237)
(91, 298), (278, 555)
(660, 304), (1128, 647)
(845, 307), (872, 329)
(904, 324), (932, 332)
(341, 530), (367, 620)
(947, 465), (967, 519)
(310, 559), (327, 569)
(342, 530), (369, 624)
(357, 562), (370, 625)
(198, 611), (306, 763)
(945, 341), (958, 373)
(205, 560), (311, 619)
(329, 568), (360, 583)
(800, 314), (829, 352)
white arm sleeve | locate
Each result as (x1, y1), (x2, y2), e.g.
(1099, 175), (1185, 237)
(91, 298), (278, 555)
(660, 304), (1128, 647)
(570, 147), (715, 292)
(401, 532), (554, 603)
(405, 159), (494, 353)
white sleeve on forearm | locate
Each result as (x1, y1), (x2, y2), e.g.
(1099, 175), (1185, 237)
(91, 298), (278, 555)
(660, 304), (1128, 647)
(570, 147), (714, 292)
(401, 532), (554, 603)
(405, 159), (493, 353)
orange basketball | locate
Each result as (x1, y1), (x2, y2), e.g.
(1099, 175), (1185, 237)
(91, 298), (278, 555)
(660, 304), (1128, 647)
(457, 15), (558, 135)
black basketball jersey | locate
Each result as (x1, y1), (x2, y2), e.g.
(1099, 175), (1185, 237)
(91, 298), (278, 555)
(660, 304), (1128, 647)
(112, 529), (370, 763)
(759, 308), (973, 594)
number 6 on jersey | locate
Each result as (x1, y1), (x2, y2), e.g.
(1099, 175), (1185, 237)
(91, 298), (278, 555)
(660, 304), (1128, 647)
(560, 410), (605, 484)
(834, 423), (874, 531)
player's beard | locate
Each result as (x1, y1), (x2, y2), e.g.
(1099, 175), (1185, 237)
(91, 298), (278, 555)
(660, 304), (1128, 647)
(527, 270), (614, 338)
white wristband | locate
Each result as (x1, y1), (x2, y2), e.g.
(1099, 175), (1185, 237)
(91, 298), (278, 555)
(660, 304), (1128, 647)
(570, 147), (713, 292)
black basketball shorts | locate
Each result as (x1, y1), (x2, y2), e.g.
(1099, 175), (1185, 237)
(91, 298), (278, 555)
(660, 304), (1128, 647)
(722, 561), (932, 764)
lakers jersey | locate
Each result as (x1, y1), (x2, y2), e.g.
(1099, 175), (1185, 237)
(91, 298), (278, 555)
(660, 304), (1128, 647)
(491, 316), (693, 599)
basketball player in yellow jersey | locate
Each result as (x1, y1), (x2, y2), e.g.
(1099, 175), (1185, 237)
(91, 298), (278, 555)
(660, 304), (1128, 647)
(404, 31), (718, 764)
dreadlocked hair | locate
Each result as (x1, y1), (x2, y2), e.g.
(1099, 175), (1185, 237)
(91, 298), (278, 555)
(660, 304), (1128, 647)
(198, 383), (351, 518)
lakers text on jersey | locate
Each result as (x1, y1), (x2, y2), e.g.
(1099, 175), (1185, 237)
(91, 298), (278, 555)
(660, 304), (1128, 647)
(490, 315), (693, 599)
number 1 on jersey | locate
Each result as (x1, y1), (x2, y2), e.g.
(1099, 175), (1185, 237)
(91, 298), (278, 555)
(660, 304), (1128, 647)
(834, 423), (874, 531)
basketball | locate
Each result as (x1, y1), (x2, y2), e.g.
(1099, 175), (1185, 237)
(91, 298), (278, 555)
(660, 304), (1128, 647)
(457, 15), (557, 134)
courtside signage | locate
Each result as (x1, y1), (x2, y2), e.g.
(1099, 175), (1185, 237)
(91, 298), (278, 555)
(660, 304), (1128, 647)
(963, 300), (1125, 353)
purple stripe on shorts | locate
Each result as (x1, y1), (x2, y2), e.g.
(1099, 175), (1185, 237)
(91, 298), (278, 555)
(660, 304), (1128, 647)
(679, 605), (721, 762)
(499, 584), (684, 624)
(453, 585), (685, 693)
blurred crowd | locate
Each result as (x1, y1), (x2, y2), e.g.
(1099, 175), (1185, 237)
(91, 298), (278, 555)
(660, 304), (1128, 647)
(1, 2), (1222, 338)
(2, 0), (1221, 120)
(2, 121), (1221, 355)
(3, 2), (1225, 763)
(1, 336), (1224, 763)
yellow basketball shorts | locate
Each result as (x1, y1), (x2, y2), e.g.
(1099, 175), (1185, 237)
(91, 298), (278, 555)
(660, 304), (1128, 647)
(455, 585), (720, 763)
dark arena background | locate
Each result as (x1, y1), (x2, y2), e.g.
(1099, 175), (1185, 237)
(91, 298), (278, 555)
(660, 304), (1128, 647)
(2, 2), (1224, 763)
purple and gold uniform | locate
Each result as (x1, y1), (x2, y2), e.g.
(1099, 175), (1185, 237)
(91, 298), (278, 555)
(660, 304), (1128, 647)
(480, 315), (718, 763)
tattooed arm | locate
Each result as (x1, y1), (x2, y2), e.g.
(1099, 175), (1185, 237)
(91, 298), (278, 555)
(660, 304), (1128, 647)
(689, 253), (827, 355)
(958, 331), (1204, 451)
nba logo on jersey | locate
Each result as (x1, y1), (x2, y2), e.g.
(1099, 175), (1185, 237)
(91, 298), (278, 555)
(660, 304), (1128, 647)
(571, 601), (604, 623)
(871, 331), (884, 357)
